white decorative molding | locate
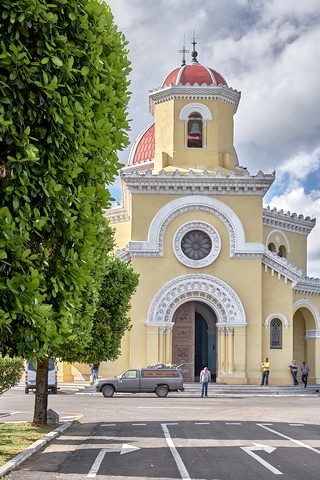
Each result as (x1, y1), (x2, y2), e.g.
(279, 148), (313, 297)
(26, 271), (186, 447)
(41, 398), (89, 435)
(262, 250), (303, 284)
(264, 313), (290, 330)
(179, 103), (212, 121)
(173, 221), (221, 268)
(305, 329), (320, 338)
(149, 84), (241, 115)
(293, 277), (320, 296)
(263, 206), (316, 236)
(121, 168), (275, 197)
(293, 299), (320, 329)
(116, 248), (131, 263)
(104, 206), (130, 224)
(146, 274), (247, 327)
(128, 195), (265, 259)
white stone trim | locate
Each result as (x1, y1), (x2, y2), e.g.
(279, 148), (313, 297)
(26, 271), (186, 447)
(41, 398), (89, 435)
(305, 329), (320, 338)
(146, 274), (247, 327)
(179, 103), (212, 121)
(129, 195), (264, 258)
(263, 206), (315, 236)
(264, 313), (289, 330)
(293, 299), (320, 329)
(173, 221), (221, 268)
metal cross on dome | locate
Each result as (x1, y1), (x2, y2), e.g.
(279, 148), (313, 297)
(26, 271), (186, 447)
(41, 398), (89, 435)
(191, 31), (199, 63)
(179, 35), (189, 66)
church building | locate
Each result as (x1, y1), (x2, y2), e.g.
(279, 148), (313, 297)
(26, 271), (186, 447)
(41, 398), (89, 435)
(96, 43), (320, 385)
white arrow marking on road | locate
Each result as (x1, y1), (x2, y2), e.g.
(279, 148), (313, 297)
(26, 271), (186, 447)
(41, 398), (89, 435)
(241, 443), (283, 475)
(257, 423), (320, 455)
(87, 444), (141, 478)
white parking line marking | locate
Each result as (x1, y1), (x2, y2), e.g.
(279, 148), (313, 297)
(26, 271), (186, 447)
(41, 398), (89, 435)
(132, 423), (147, 425)
(0, 412), (20, 418)
(100, 424), (116, 427)
(87, 449), (107, 478)
(257, 424), (320, 454)
(289, 424), (305, 427)
(161, 423), (190, 480)
(226, 422), (242, 425)
(195, 422), (210, 425)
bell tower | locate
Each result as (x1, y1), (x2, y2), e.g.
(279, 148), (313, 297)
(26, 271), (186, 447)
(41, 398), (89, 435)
(148, 38), (241, 174)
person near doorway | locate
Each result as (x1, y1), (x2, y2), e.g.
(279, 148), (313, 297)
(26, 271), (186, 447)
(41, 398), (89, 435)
(200, 366), (211, 397)
(90, 363), (100, 384)
(260, 357), (270, 385)
(289, 359), (299, 385)
(301, 361), (309, 388)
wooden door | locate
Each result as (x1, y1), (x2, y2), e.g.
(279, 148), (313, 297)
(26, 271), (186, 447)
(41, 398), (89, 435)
(172, 302), (195, 382)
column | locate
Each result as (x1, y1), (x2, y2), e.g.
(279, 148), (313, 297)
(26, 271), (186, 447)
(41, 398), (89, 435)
(146, 325), (159, 366)
(165, 326), (173, 364)
(226, 327), (234, 374)
(217, 327), (226, 375)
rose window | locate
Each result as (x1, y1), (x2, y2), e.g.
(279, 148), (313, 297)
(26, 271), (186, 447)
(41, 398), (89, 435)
(181, 230), (212, 260)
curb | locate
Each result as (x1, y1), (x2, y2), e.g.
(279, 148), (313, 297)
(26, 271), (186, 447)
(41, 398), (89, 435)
(0, 421), (72, 478)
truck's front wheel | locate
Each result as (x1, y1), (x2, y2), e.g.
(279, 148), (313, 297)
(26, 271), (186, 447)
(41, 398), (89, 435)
(102, 385), (115, 397)
(155, 385), (169, 397)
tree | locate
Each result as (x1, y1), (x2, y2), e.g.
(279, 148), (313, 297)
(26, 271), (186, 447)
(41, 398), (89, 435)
(0, 0), (132, 424)
(0, 355), (24, 395)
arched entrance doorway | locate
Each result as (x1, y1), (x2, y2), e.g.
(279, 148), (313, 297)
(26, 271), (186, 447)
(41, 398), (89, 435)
(172, 301), (217, 382)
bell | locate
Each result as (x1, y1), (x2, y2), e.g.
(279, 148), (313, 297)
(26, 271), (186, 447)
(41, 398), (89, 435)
(189, 122), (201, 135)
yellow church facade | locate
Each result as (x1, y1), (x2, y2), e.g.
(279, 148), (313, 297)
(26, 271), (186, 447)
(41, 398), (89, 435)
(68, 46), (320, 385)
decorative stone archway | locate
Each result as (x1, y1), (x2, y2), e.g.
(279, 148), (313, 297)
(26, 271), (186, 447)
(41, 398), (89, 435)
(145, 274), (247, 382)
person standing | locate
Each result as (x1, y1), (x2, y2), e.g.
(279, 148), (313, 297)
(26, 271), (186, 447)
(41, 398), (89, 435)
(200, 366), (211, 397)
(301, 361), (310, 388)
(90, 363), (100, 384)
(289, 359), (299, 385)
(260, 357), (270, 385)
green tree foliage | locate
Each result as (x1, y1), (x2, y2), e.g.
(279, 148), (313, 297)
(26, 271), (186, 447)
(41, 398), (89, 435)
(0, 0), (133, 422)
(0, 355), (24, 394)
(81, 256), (139, 363)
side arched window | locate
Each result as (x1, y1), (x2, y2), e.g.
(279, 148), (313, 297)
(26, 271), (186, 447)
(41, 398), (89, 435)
(268, 242), (276, 253)
(270, 318), (282, 349)
(187, 112), (203, 148)
(278, 245), (287, 258)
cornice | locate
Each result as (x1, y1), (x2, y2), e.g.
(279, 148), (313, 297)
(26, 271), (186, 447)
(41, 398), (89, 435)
(121, 168), (275, 196)
(116, 247), (131, 263)
(293, 277), (320, 296)
(262, 250), (303, 284)
(104, 206), (130, 224)
(263, 206), (316, 235)
(149, 84), (241, 114)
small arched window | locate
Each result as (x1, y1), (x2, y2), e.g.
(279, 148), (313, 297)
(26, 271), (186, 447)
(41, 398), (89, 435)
(270, 318), (282, 349)
(268, 242), (276, 253)
(278, 245), (287, 258)
(187, 112), (203, 148)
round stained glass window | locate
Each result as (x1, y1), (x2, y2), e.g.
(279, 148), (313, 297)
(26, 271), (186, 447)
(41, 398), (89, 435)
(173, 222), (221, 268)
(181, 230), (212, 260)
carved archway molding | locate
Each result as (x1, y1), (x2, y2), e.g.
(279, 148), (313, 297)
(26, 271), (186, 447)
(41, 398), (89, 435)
(146, 274), (247, 327)
(264, 312), (289, 330)
(129, 195), (264, 258)
(293, 299), (320, 330)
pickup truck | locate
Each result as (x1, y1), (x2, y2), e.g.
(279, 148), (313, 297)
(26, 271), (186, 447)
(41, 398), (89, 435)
(95, 368), (184, 397)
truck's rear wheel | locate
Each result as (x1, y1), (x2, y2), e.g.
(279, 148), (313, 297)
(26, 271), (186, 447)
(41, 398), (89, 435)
(155, 385), (169, 397)
(102, 385), (115, 397)
(25, 387), (29, 394)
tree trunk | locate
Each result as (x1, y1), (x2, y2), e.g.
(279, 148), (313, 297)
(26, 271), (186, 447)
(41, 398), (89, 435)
(33, 358), (49, 425)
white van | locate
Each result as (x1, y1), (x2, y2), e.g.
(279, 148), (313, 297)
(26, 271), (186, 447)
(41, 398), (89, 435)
(25, 358), (58, 394)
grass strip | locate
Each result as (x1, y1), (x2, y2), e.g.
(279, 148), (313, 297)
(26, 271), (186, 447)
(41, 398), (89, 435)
(0, 422), (54, 467)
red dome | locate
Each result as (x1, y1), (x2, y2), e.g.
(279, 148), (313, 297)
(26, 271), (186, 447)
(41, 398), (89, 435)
(129, 123), (155, 165)
(162, 64), (227, 87)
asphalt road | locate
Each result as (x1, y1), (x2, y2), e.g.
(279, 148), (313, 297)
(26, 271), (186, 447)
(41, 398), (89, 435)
(1, 387), (320, 479)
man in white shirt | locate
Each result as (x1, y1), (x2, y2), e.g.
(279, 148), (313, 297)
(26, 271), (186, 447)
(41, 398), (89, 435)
(200, 366), (211, 397)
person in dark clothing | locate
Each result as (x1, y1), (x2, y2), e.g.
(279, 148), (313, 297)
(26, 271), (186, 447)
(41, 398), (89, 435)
(301, 361), (310, 388)
(90, 363), (100, 384)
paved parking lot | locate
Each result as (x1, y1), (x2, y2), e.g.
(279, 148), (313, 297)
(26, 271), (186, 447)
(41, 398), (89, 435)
(1, 386), (320, 479)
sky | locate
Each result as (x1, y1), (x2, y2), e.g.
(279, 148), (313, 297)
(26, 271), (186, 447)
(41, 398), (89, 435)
(105, 0), (320, 278)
